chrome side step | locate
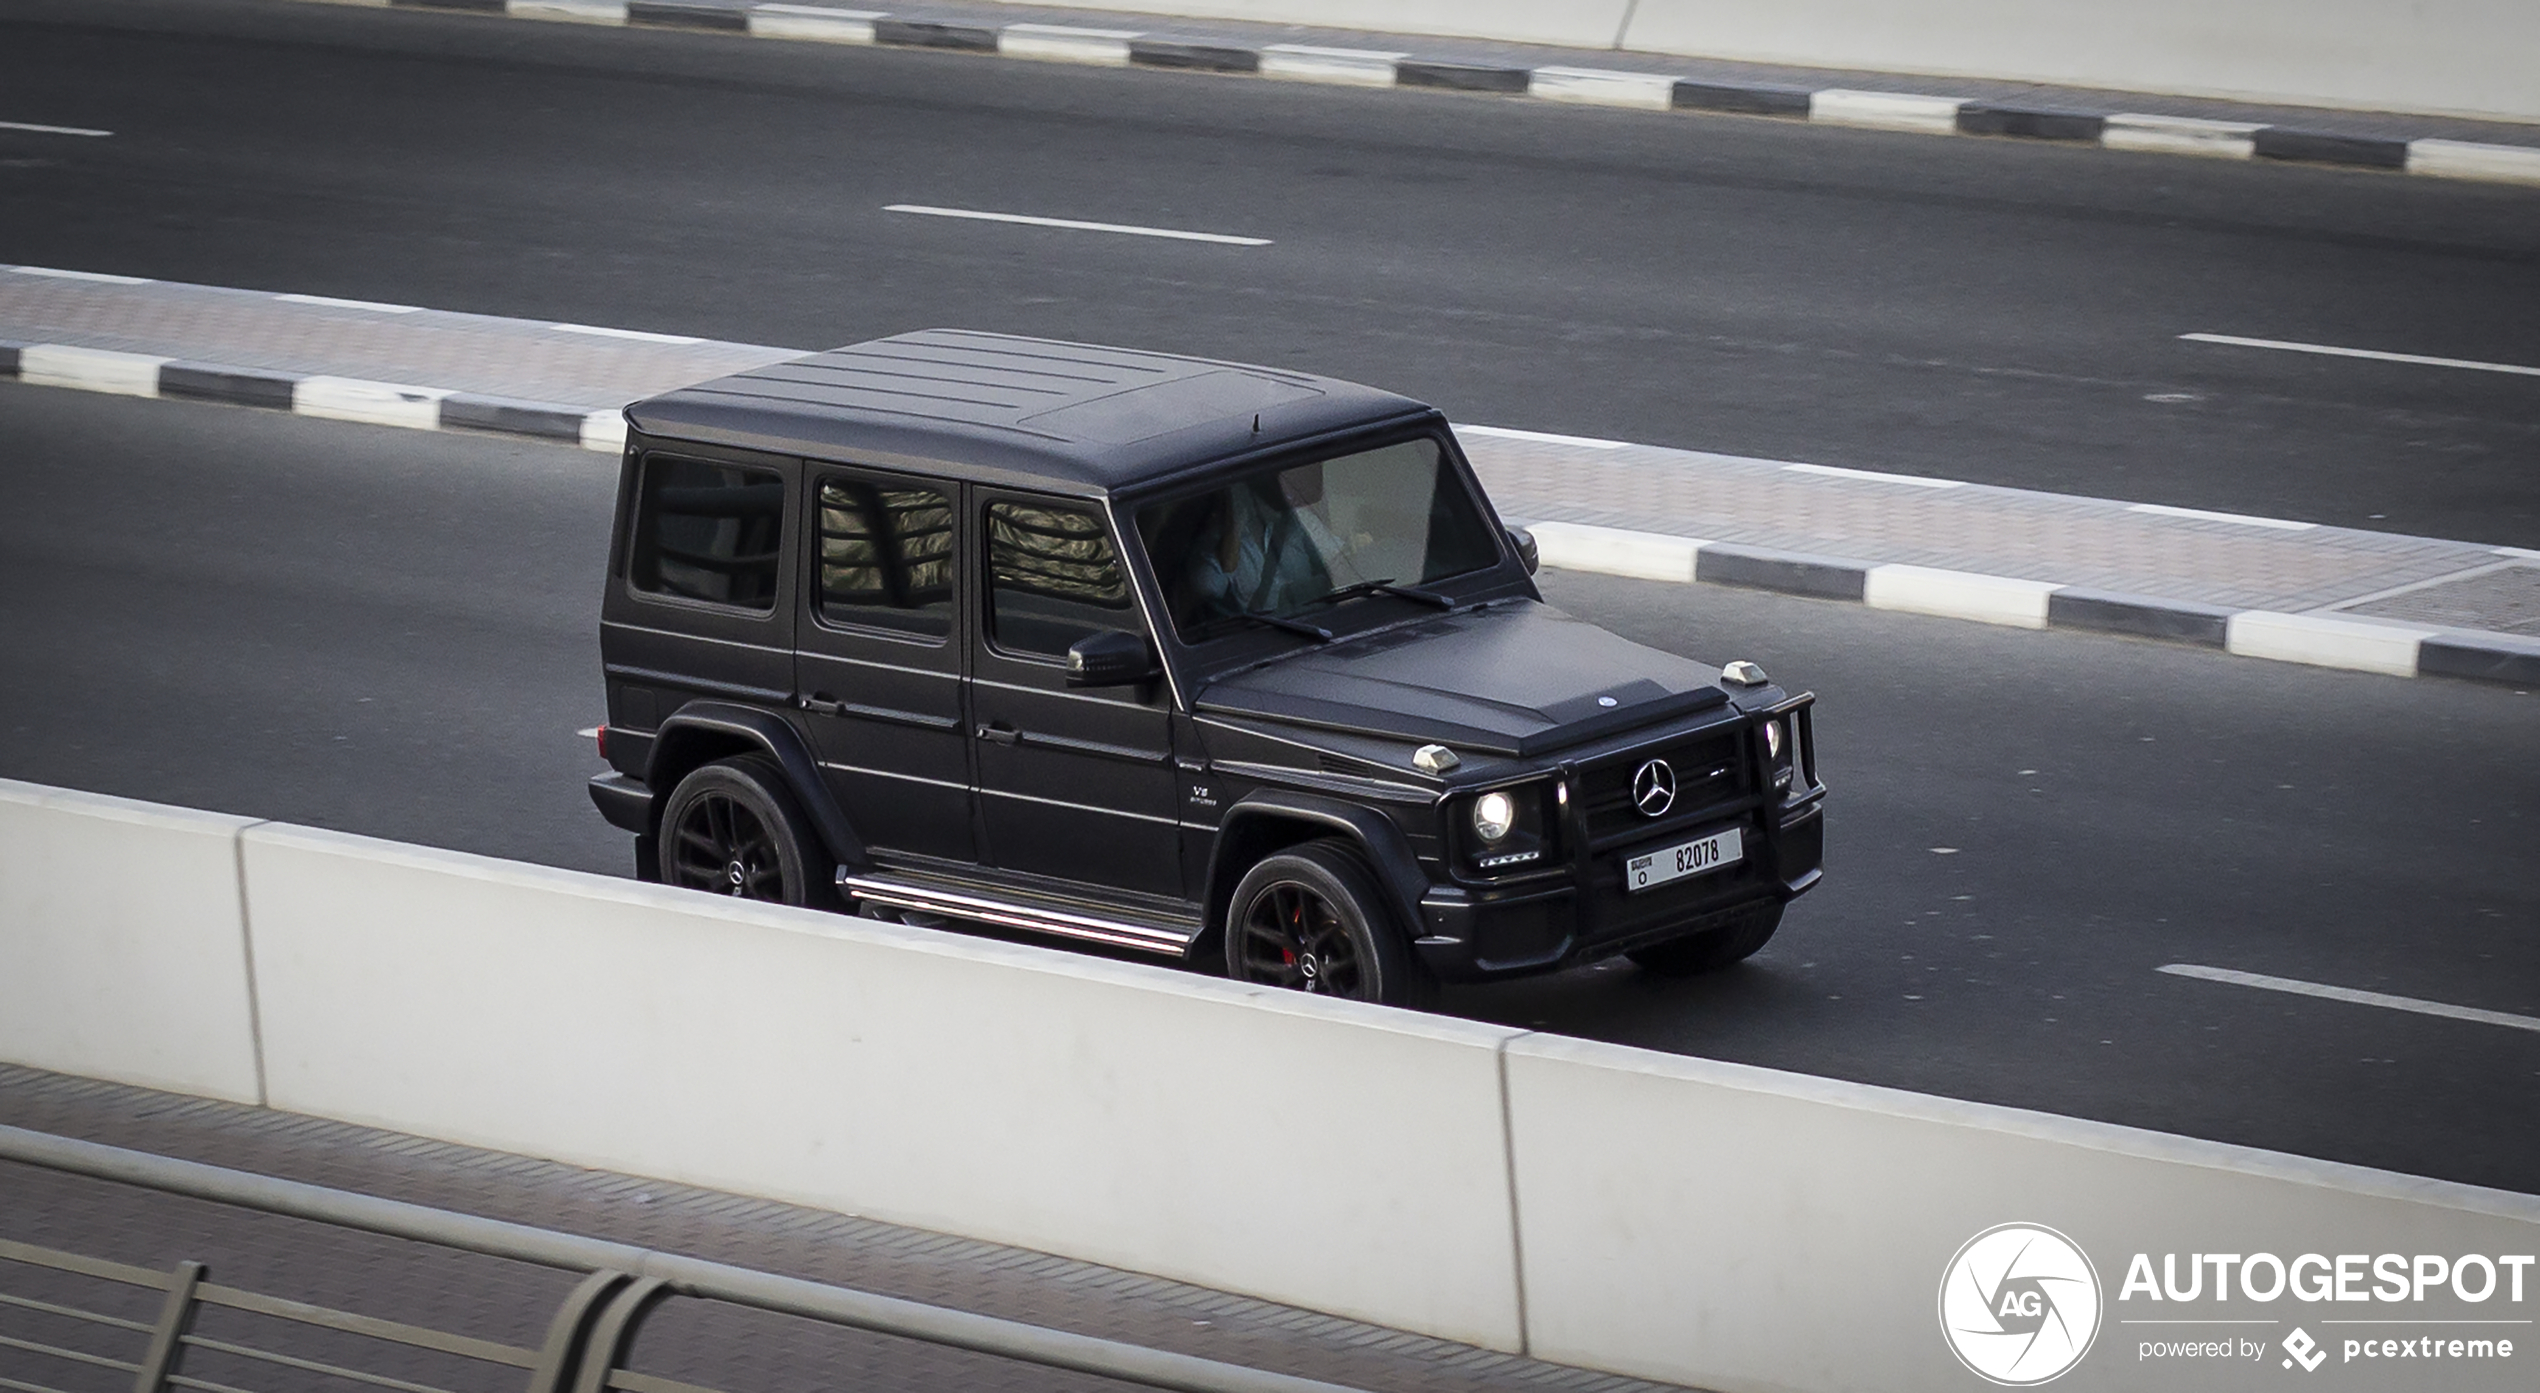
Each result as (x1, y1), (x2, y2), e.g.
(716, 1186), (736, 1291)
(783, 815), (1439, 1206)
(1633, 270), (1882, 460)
(836, 872), (1199, 957)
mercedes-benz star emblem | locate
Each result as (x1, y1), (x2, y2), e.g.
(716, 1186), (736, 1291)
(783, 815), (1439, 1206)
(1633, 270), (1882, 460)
(1632, 759), (1676, 817)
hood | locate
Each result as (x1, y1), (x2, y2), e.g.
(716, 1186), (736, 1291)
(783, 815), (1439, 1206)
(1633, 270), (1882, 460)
(1191, 601), (1730, 757)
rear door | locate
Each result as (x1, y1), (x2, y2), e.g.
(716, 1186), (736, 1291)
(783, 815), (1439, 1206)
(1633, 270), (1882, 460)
(605, 445), (796, 742)
(968, 490), (1182, 898)
(792, 465), (973, 864)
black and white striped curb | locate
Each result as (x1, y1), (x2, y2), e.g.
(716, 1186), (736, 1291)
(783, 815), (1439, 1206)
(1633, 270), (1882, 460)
(0, 338), (627, 452)
(6, 334), (2533, 690)
(1517, 521), (2540, 688)
(351, 0), (2540, 188)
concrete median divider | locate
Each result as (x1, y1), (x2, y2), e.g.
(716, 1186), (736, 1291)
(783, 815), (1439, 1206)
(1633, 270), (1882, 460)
(1505, 1035), (2540, 1392)
(234, 820), (1530, 1352)
(4, 779), (2537, 1390)
(0, 778), (264, 1104)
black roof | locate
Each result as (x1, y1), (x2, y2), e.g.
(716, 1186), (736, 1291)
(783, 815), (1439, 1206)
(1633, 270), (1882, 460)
(626, 330), (1435, 495)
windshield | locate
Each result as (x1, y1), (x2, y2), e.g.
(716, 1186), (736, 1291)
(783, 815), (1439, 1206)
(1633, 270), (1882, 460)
(1137, 436), (1501, 643)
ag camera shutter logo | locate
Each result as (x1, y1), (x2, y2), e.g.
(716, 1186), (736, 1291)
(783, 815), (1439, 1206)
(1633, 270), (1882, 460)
(1940, 1223), (2103, 1385)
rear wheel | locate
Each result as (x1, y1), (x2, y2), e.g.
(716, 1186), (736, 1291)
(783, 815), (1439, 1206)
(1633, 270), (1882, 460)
(1224, 840), (1432, 1007)
(658, 756), (833, 908)
(1626, 901), (1783, 977)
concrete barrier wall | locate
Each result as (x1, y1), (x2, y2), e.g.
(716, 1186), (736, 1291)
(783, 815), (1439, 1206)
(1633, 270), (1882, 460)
(0, 779), (264, 1103)
(1506, 1035), (2540, 1393)
(5, 781), (2536, 1390)
(1619, 1), (2540, 123)
(236, 821), (1529, 1351)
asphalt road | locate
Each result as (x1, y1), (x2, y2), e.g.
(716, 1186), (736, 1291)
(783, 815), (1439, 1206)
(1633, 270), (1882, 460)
(3, 385), (2533, 1195)
(1, 0), (2537, 545)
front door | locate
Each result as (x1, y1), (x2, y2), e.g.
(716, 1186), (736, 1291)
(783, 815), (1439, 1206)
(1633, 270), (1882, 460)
(968, 491), (1182, 898)
(793, 465), (973, 864)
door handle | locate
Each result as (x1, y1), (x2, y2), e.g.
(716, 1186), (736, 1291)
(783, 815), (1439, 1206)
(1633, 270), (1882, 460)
(797, 693), (845, 716)
(978, 723), (1022, 746)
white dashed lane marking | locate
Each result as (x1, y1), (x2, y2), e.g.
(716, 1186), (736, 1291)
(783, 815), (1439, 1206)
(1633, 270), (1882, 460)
(2160, 963), (2540, 1034)
(883, 204), (1273, 246)
(0, 120), (112, 137)
(2181, 332), (2540, 378)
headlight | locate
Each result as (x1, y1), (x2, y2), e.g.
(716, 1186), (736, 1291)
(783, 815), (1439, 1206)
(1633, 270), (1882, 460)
(1763, 718), (1784, 760)
(1473, 791), (1516, 842)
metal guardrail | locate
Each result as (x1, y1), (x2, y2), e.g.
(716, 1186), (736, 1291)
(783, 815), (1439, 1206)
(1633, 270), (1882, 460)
(0, 1124), (1367, 1393)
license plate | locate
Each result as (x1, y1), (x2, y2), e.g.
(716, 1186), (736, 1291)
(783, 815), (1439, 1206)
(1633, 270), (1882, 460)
(1625, 827), (1744, 893)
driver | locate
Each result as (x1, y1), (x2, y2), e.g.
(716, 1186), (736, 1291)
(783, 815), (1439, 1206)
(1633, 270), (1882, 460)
(1183, 466), (1338, 620)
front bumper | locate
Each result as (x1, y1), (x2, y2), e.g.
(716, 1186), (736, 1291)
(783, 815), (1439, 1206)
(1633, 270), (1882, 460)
(1411, 695), (1825, 982)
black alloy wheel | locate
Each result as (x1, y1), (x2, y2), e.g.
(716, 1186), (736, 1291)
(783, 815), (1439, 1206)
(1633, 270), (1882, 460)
(1240, 881), (1364, 995)
(657, 756), (830, 908)
(1224, 840), (1428, 1006)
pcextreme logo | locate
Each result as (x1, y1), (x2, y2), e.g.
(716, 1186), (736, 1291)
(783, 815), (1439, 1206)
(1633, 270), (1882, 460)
(1940, 1224), (2105, 1385)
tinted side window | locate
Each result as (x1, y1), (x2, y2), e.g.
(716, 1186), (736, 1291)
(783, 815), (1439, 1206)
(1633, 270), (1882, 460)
(632, 456), (783, 611)
(986, 500), (1139, 657)
(816, 474), (953, 638)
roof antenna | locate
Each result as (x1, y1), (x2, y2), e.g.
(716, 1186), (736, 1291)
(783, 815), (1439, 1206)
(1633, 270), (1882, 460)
(1251, 413), (1261, 434)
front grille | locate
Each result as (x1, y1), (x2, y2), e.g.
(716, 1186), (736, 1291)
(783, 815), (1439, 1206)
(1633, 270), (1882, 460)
(1577, 728), (1747, 844)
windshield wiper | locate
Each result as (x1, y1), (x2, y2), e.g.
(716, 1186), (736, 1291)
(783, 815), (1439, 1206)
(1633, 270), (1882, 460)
(1317, 577), (1456, 610)
(1193, 610), (1334, 643)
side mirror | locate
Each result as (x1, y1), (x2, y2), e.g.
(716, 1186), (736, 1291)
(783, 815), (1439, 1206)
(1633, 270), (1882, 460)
(1065, 629), (1161, 688)
(1506, 525), (1540, 576)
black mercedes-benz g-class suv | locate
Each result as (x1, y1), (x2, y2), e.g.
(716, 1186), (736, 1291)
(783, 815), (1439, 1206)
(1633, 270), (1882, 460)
(589, 331), (1822, 1005)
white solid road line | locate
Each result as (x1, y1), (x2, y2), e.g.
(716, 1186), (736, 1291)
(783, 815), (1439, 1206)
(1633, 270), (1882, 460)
(2181, 332), (2540, 378)
(0, 120), (112, 137)
(552, 323), (703, 344)
(1783, 461), (1965, 489)
(277, 293), (424, 314)
(2159, 963), (2540, 1034)
(1460, 423), (1629, 450)
(2126, 502), (2316, 531)
(9, 266), (151, 284)
(884, 204), (1273, 246)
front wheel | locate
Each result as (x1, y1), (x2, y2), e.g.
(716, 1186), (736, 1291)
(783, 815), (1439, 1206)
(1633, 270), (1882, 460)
(1224, 840), (1432, 1007)
(657, 756), (833, 908)
(1626, 901), (1783, 977)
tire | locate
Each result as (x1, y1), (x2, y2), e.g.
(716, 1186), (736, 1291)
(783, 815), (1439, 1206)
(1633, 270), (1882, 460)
(1224, 839), (1433, 1007)
(1626, 901), (1784, 977)
(658, 756), (834, 908)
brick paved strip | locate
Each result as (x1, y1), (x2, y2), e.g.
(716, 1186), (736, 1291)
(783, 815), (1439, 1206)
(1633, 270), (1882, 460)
(277, 0), (2540, 185)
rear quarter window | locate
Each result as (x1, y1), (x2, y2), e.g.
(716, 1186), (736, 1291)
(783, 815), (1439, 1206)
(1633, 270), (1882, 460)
(630, 456), (784, 611)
